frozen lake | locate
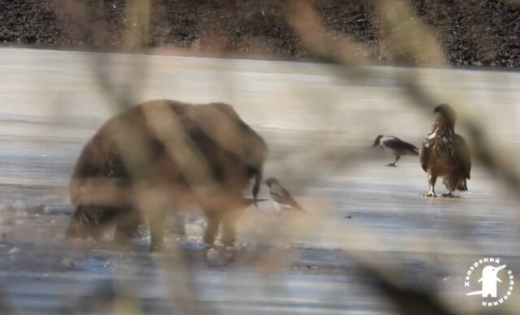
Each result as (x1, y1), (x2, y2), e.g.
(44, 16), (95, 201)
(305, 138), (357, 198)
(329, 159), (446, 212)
(0, 48), (519, 314)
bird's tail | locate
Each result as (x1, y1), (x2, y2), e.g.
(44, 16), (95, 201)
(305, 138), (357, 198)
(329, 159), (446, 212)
(295, 205), (306, 213)
(292, 200), (307, 213)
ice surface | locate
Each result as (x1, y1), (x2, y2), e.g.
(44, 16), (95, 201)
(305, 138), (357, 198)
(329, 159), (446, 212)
(0, 48), (519, 314)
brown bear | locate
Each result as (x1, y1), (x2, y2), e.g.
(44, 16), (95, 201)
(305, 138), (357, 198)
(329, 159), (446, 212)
(66, 99), (267, 249)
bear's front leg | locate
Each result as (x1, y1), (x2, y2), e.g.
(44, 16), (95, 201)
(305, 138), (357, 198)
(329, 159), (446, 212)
(148, 207), (166, 251)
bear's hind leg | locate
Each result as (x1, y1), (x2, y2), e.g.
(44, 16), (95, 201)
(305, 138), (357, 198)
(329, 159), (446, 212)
(148, 207), (167, 250)
(203, 212), (222, 246)
(114, 207), (142, 245)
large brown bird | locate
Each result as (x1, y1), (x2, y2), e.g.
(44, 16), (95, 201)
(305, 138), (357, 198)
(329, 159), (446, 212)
(420, 104), (471, 197)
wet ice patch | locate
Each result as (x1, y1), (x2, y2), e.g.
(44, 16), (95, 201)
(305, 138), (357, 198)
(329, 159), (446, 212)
(8, 200), (28, 224)
(132, 236), (152, 249)
(43, 202), (72, 215)
(185, 220), (206, 237)
(12, 200), (26, 213)
(61, 258), (75, 268)
(181, 240), (206, 251)
(75, 257), (114, 275)
(205, 247), (235, 267)
(0, 204), (15, 225)
(8, 246), (20, 255)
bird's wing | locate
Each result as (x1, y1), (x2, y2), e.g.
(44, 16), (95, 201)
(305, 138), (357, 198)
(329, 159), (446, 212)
(383, 138), (419, 151)
(287, 197), (303, 210)
(270, 185), (303, 210)
(419, 140), (431, 172)
(453, 134), (471, 179)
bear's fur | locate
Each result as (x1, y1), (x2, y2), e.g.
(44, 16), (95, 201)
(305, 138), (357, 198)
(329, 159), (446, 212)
(66, 99), (267, 248)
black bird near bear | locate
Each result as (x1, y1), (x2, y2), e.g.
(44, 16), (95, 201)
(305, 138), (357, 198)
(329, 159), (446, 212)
(372, 135), (419, 167)
(66, 99), (268, 249)
(420, 104), (471, 198)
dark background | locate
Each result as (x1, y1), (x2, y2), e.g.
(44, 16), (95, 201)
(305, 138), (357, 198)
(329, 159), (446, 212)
(1, 0), (519, 67)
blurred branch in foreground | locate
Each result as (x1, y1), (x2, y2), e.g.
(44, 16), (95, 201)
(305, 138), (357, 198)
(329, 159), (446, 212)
(0, 1), (519, 315)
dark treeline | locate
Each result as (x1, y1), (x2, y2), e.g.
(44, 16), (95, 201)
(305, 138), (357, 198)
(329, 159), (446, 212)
(0, 0), (519, 67)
